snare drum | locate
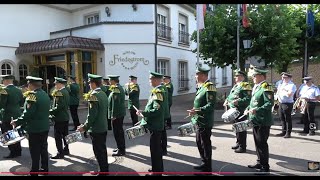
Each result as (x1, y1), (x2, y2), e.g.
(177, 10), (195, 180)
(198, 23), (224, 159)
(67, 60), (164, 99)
(232, 120), (253, 133)
(65, 131), (82, 144)
(177, 122), (195, 136)
(221, 108), (240, 123)
(0, 126), (27, 146)
(125, 125), (147, 139)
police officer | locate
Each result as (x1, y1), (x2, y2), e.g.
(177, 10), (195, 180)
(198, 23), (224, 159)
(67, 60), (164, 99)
(0, 75), (23, 158)
(124, 75), (140, 126)
(224, 70), (251, 153)
(297, 76), (320, 136)
(77, 73), (109, 176)
(11, 76), (50, 176)
(275, 72), (296, 138)
(136, 71), (165, 176)
(67, 75), (80, 131)
(246, 67), (273, 173)
(108, 75), (126, 156)
(101, 77), (112, 130)
(163, 75), (173, 129)
(50, 77), (70, 159)
(189, 65), (216, 173)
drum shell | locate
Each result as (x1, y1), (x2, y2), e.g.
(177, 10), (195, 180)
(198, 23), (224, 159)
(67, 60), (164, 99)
(221, 108), (240, 123)
(0, 127), (26, 146)
(232, 120), (253, 133)
(125, 125), (147, 139)
(177, 122), (195, 136)
(65, 131), (82, 144)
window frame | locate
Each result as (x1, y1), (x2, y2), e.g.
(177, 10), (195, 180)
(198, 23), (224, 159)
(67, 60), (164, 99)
(156, 58), (170, 76)
(178, 60), (189, 91)
(84, 12), (100, 25)
(1, 62), (13, 76)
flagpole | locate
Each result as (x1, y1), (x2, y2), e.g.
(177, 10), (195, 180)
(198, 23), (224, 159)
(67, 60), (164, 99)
(197, 28), (200, 66)
(304, 4), (308, 77)
(236, 4), (240, 70)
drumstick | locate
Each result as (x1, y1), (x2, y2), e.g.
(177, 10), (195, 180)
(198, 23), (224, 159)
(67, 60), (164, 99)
(133, 105), (144, 118)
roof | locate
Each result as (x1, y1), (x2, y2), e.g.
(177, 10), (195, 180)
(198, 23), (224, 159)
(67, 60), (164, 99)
(15, 36), (105, 55)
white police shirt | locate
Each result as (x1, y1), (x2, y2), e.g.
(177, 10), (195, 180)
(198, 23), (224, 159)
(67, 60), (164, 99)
(277, 81), (297, 103)
(299, 84), (320, 102)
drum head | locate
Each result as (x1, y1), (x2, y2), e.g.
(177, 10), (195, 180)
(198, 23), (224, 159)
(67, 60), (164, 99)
(2, 136), (25, 146)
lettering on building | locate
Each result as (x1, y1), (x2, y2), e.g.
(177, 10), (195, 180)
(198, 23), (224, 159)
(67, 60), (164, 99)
(109, 51), (149, 70)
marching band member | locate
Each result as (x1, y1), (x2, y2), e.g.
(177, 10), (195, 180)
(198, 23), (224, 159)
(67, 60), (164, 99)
(108, 75), (126, 156)
(136, 71), (165, 176)
(245, 67), (273, 173)
(124, 75), (140, 126)
(163, 75), (174, 129)
(275, 72), (296, 138)
(77, 73), (109, 176)
(189, 65), (216, 174)
(0, 75), (23, 158)
(50, 77), (70, 159)
(297, 76), (320, 136)
(11, 76), (50, 176)
(225, 70), (251, 153)
(66, 75), (80, 132)
(101, 77), (112, 131)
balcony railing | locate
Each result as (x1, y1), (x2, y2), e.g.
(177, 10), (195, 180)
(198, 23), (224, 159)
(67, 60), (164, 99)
(178, 78), (189, 91)
(178, 31), (190, 45)
(157, 24), (172, 41)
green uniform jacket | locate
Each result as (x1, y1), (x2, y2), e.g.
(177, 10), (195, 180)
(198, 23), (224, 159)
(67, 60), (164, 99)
(160, 84), (170, 119)
(108, 84), (126, 119)
(192, 81), (216, 128)
(246, 81), (274, 126)
(164, 82), (174, 106)
(125, 83), (140, 109)
(101, 85), (111, 97)
(50, 88), (70, 122)
(0, 85), (24, 122)
(16, 89), (50, 133)
(141, 86), (165, 131)
(67, 83), (80, 106)
(226, 81), (252, 113)
(83, 88), (108, 133)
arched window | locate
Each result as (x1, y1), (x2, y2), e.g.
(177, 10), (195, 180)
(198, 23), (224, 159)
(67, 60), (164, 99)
(19, 64), (28, 81)
(1, 63), (13, 75)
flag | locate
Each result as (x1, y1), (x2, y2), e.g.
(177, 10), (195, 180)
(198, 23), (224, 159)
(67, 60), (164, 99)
(242, 4), (250, 28)
(307, 9), (315, 37)
(197, 4), (206, 30)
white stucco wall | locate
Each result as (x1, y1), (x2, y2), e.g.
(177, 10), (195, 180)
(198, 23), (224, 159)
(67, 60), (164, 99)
(0, 4), (71, 46)
(104, 44), (155, 99)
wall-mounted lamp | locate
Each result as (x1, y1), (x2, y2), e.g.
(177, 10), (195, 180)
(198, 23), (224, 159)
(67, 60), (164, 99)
(132, 4), (137, 11)
(105, 7), (111, 17)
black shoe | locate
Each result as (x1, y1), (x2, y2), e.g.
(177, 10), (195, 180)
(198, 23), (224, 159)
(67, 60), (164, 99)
(63, 149), (70, 155)
(193, 163), (207, 170)
(248, 164), (262, 169)
(113, 148), (119, 153)
(148, 168), (152, 172)
(3, 153), (20, 159)
(162, 150), (168, 156)
(255, 168), (270, 175)
(112, 150), (125, 156)
(234, 147), (246, 153)
(39, 169), (49, 176)
(283, 133), (291, 138)
(275, 133), (285, 137)
(51, 154), (64, 159)
(231, 144), (239, 150)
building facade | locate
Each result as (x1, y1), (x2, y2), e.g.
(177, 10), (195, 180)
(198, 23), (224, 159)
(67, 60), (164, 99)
(0, 4), (232, 99)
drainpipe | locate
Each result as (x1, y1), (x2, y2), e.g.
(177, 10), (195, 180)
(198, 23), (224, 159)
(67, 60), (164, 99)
(154, 4), (158, 71)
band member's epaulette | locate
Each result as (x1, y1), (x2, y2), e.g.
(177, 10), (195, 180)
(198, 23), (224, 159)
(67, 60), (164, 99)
(51, 90), (63, 97)
(261, 82), (273, 92)
(203, 82), (216, 92)
(0, 88), (8, 95)
(240, 82), (252, 91)
(165, 83), (171, 89)
(23, 90), (32, 97)
(130, 84), (138, 91)
(109, 85), (120, 93)
(151, 88), (163, 101)
(88, 94), (98, 102)
(26, 93), (37, 102)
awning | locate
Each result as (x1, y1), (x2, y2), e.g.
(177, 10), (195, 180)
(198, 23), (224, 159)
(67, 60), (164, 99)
(15, 36), (105, 55)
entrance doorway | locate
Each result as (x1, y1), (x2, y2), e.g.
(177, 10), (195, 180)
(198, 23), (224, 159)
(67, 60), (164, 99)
(39, 65), (66, 94)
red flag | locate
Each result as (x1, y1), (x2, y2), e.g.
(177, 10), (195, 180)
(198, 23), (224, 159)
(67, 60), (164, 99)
(242, 4), (250, 28)
(197, 4), (207, 30)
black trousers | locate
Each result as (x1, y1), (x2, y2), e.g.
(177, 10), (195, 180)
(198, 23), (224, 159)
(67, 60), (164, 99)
(129, 109), (138, 126)
(69, 105), (80, 129)
(0, 121), (22, 155)
(195, 127), (212, 171)
(278, 103), (293, 134)
(166, 104), (172, 127)
(107, 118), (112, 131)
(29, 131), (49, 175)
(112, 116), (125, 151)
(235, 114), (247, 149)
(54, 121), (69, 154)
(149, 130), (164, 174)
(253, 126), (270, 169)
(90, 132), (109, 173)
(303, 102), (316, 133)
(160, 127), (167, 153)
